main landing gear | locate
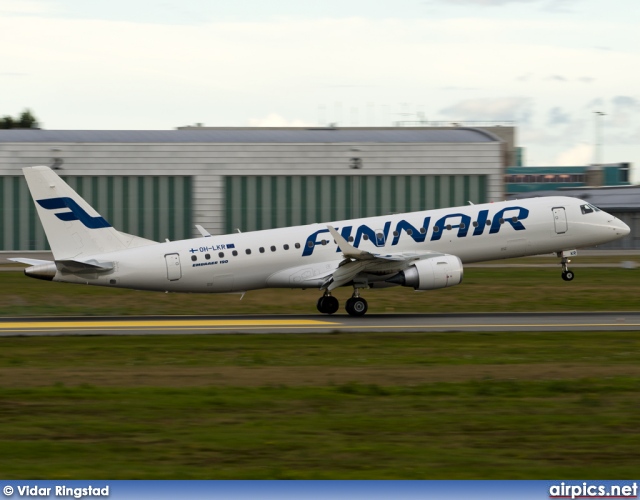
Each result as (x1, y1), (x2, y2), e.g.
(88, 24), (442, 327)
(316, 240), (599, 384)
(317, 292), (339, 315)
(345, 288), (368, 317)
(317, 288), (369, 317)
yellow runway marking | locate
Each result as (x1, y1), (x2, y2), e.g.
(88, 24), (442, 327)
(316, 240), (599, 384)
(0, 319), (338, 330)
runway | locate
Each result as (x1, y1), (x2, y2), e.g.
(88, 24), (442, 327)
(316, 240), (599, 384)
(0, 312), (639, 336)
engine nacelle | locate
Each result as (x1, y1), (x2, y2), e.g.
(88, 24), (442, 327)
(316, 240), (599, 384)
(387, 255), (463, 290)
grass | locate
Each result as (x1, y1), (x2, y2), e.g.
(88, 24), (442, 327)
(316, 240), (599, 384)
(1, 265), (639, 316)
(1, 260), (639, 478)
(0, 332), (639, 478)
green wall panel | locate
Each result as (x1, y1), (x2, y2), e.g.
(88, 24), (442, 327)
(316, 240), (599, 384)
(0, 175), (192, 251)
(224, 175), (488, 233)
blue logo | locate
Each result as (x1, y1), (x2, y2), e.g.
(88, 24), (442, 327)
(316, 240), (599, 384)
(37, 197), (111, 229)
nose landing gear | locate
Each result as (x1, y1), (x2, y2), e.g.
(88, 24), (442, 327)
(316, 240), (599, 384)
(558, 250), (577, 281)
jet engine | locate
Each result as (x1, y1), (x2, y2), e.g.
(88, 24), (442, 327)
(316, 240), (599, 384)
(387, 255), (463, 290)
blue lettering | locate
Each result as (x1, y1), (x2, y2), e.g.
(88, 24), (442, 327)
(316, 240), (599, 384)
(430, 213), (471, 241)
(473, 209), (489, 236)
(489, 207), (529, 234)
(300, 206), (529, 257)
(302, 229), (330, 257)
(391, 217), (431, 245)
(354, 222), (391, 248)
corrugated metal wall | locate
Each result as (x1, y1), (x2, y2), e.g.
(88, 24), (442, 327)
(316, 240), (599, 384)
(0, 176), (192, 250)
(225, 174), (487, 233)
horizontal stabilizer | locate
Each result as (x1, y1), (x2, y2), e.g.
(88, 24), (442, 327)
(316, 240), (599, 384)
(55, 259), (114, 273)
(7, 258), (53, 266)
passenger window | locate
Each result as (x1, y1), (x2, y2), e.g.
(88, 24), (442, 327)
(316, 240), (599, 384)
(191, 255), (197, 261)
(232, 250), (238, 256)
(259, 247), (265, 253)
(499, 218), (505, 224)
(218, 252), (224, 258)
(246, 249), (251, 255)
(295, 243), (301, 249)
(420, 227), (426, 234)
(472, 221), (478, 227)
(393, 231), (399, 237)
(486, 220), (491, 226)
(512, 217), (518, 222)
(348, 236), (354, 242)
(363, 234), (369, 240)
(205, 253), (211, 260)
(307, 241), (314, 248)
(446, 225), (452, 231)
(460, 223), (466, 230)
(270, 245), (276, 252)
(284, 244), (289, 250)
(433, 226), (440, 233)
(406, 229), (413, 236)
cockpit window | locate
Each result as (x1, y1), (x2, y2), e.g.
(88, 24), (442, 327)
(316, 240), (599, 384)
(580, 203), (601, 214)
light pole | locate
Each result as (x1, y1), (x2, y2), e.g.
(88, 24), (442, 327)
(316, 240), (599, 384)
(594, 111), (606, 165)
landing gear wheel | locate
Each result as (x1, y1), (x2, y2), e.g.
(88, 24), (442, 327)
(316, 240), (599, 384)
(562, 270), (575, 282)
(345, 297), (368, 317)
(317, 295), (339, 314)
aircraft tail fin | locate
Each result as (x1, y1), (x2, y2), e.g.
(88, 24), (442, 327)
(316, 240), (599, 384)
(23, 166), (156, 260)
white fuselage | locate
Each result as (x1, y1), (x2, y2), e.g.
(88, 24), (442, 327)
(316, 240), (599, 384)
(52, 196), (629, 293)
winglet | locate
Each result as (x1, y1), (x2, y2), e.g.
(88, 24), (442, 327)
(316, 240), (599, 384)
(327, 226), (364, 258)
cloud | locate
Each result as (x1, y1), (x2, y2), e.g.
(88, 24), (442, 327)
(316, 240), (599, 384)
(0, 0), (47, 15)
(554, 143), (593, 166)
(516, 73), (533, 82)
(247, 113), (312, 127)
(607, 95), (640, 128)
(548, 106), (570, 126)
(439, 97), (533, 123)
(585, 98), (604, 109)
(547, 75), (567, 82)
(428, 0), (539, 5)
(612, 95), (640, 110)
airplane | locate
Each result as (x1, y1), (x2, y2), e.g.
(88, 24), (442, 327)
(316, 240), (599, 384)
(9, 166), (631, 316)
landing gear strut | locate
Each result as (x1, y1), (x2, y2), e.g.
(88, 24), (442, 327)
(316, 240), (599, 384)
(560, 254), (575, 281)
(345, 287), (368, 317)
(317, 292), (339, 315)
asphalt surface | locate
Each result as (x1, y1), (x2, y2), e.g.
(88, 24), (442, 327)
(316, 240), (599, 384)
(0, 312), (639, 336)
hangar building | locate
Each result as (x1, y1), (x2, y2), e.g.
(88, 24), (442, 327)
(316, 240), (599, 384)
(0, 127), (506, 251)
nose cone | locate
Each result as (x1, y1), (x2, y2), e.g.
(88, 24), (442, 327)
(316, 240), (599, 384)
(610, 217), (630, 238)
(619, 220), (631, 237)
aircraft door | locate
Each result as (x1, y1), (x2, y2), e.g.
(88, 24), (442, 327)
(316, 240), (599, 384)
(552, 207), (568, 234)
(165, 253), (182, 281)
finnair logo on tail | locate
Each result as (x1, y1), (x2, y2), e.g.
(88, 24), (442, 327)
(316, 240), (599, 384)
(37, 197), (111, 229)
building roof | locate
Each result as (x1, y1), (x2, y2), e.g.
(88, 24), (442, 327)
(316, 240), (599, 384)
(514, 185), (640, 211)
(0, 128), (500, 144)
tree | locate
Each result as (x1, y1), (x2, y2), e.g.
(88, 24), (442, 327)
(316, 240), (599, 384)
(0, 109), (39, 129)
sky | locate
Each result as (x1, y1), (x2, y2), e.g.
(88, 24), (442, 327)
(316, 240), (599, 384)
(1, 0), (639, 180)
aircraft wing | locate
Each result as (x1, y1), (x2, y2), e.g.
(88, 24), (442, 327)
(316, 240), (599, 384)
(322, 225), (446, 291)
